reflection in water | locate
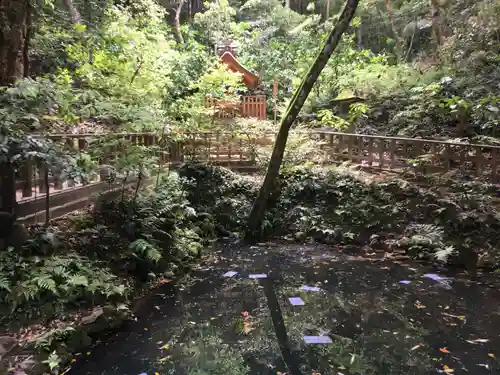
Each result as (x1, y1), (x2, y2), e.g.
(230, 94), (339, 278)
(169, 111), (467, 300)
(70, 243), (500, 375)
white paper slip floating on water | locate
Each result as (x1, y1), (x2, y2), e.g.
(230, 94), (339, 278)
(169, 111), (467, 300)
(303, 336), (333, 344)
(223, 271), (238, 277)
(249, 274), (267, 279)
(288, 297), (305, 306)
(302, 285), (321, 292)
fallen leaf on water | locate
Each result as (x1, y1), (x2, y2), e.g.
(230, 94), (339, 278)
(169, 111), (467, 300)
(71, 359), (77, 364)
(411, 344), (424, 351)
(488, 353), (496, 359)
(442, 313), (465, 321)
(243, 320), (254, 334)
(86, 352), (91, 356)
(143, 328), (149, 331)
(440, 348), (451, 354)
(414, 304), (426, 309)
(155, 372), (160, 375)
(443, 365), (454, 373)
(158, 356), (171, 363)
(159, 344), (169, 350)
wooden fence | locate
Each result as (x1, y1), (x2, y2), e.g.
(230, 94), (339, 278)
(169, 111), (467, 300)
(314, 131), (500, 182)
(204, 95), (267, 119)
(8, 130), (500, 224)
(12, 132), (266, 224)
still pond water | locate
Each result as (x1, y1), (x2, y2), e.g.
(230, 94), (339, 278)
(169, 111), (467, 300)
(69, 242), (500, 375)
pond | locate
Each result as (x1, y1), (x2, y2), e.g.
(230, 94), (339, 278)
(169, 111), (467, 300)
(68, 242), (500, 375)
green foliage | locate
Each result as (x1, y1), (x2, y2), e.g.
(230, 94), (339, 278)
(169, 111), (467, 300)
(178, 162), (257, 235)
(0, 245), (127, 322)
(182, 163), (500, 269)
(82, 173), (207, 278)
(193, 0), (239, 45)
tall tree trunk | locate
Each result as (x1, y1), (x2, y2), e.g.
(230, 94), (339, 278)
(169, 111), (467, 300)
(0, 0), (29, 86)
(62, 0), (82, 24)
(174, 0), (185, 45)
(385, 0), (403, 58)
(245, 0), (361, 239)
(0, 0), (29, 214)
(429, 0), (443, 45)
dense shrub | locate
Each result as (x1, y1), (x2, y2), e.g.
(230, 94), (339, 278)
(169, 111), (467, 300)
(0, 247), (127, 323)
(179, 162), (258, 235)
(72, 174), (208, 279)
(182, 163), (500, 269)
(0, 174), (212, 325)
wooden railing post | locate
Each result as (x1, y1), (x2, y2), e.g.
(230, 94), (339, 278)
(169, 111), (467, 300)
(492, 148), (498, 183)
(367, 137), (374, 166)
(0, 163), (17, 214)
(389, 139), (396, 169)
(38, 163), (49, 194)
(378, 138), (385, 168)
(347, 135), (353, 161)
(475, 146), (482, 177)
(21, 160), (33, 198)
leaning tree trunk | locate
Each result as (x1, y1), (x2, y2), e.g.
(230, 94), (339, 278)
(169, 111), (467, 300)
(174, 0), (185, 45)
(0, 0), (30, 214)
(245, 0), (361, 239)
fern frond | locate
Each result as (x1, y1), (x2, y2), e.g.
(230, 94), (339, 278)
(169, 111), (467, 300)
(51, 266), (68, 277)
(0, 277), (11, 292)
(67, 275), (89, 287)
(33, 276), (58, 294)
(405, 224), (444, 246)
(434, 246), (457, 262)
(129, 239), (162, 263)
(15, 282), (40, 302)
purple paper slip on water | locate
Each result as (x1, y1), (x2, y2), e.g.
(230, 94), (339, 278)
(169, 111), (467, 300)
(423, 273), (445, 281)
(399, 280), (411, 284)
(303, 336), (333, 344)
(289, 297), (305, 306)
(249, 274), (267, 279)
(302, 285), (321, 292)
(223, 271), (238, 277)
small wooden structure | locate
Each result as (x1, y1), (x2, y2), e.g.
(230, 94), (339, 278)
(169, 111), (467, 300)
(204, 95), (267, 119)
(206, 41), (267, 120)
